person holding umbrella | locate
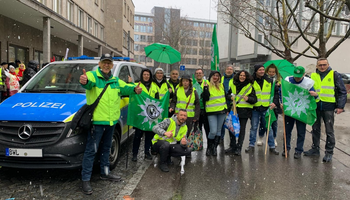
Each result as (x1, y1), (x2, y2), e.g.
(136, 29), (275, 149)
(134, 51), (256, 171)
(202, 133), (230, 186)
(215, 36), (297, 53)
(225, 70), (257, 156)
(169, 74), (200, 136)
(132, 68), (159, 162)
(202, 71), (228, 156)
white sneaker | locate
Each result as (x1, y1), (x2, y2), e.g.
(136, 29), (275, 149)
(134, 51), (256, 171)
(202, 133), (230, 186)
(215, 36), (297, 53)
(274, 138), (278, 147)
(257, 137), (263, 146)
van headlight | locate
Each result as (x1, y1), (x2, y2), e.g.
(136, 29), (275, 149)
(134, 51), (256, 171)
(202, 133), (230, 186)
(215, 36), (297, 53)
(66, 127), (83, 138)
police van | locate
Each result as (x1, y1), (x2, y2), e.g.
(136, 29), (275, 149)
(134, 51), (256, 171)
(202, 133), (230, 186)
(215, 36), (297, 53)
(0, 55), (146, 169)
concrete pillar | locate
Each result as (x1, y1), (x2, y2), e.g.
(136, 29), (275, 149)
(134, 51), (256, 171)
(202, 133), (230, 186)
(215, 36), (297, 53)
(43, 17), (51, 63)
(98, 45), (102, 56)
(78, 35), (83, 56)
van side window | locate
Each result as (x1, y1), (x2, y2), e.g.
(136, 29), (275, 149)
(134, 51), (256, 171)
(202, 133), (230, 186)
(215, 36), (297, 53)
(131, 65), (143, 82)
(118, 65), (131, 83)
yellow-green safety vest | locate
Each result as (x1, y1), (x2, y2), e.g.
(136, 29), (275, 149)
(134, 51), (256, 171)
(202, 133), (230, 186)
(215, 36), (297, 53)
(138, 82), (158, 98)
(0, 68), (3, 86)
(253, 80), (271, 107)
(311, 71), (335, 103)
(205, 84), (227, 113)
(175, 86), (196, 117)
(155, 82), (169, 99)
(167, 80), (179, 92)
(229, 82), (254, 108)
(152, 118), (187, 145)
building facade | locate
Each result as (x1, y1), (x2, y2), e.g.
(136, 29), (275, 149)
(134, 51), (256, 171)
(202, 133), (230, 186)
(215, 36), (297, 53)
(217, 0), (350, 74)
(0, 0), (134, 67)
(134, 7), (216, 76)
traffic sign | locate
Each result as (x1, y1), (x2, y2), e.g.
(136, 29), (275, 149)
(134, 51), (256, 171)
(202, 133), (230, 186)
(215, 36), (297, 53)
(180, 65), (185, 71)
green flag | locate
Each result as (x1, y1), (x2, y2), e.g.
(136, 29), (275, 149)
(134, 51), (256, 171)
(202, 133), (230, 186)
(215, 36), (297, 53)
(265, 81), (277, 129)
(127, 91), (170, 131)
(211, 24), (219, 71)
(281, 80), (317, 126)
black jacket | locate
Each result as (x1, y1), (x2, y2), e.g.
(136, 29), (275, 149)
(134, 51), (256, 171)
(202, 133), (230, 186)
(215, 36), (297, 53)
(314, 67), (347, 111)
(21, 60), (38, 85)
(251, 73), (279, 112)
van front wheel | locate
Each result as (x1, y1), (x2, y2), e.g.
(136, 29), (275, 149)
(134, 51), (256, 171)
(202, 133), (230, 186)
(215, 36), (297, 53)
(109, 129), (120, 170)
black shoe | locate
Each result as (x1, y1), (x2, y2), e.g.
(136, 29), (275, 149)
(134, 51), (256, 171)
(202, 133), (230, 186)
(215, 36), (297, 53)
(82, 181), (93, 195)
(234, 148), (241, 156)
(132, 155), (137, 162)
(269, 148), (279, 155)
(323, 153), (333, 162)
(304, 148), (320, 156)
(212, 145), (217, 156)
(145, 153), (153, 160)
(206, 147), (211, 156)
(294, 152), (302, 159)
(100, 174), (121, 182)
(245, 146), (254, 153)
(282, 150), (289, 157)
(224, 147), (235, 154)
(159, 163), (169, 172)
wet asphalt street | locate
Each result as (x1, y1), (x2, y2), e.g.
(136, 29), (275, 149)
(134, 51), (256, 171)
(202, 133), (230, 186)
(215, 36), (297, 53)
(131, 103), (350, 200)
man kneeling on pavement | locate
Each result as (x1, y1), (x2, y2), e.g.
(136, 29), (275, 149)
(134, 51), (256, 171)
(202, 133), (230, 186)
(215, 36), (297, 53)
(152, 109), (191, 172)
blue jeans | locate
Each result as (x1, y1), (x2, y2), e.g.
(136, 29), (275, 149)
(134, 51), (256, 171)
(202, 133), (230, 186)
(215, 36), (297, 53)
(81, 124), (115, 181)
(284, 116), (306, 153)
(208, 114), (227, 139)
(249, 110), (275, 148)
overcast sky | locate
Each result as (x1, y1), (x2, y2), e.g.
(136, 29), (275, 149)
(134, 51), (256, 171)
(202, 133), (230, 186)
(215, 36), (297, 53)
(132, 0), (217, 21)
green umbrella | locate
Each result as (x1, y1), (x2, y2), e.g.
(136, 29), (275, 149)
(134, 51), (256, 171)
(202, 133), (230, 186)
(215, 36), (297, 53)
(263, 59), (295, 79)
(144, 43), (181, 64)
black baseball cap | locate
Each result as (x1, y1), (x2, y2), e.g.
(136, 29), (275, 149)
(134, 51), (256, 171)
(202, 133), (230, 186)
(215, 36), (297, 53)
(1, 62), (7, 66)
(100, 53), (113, 62)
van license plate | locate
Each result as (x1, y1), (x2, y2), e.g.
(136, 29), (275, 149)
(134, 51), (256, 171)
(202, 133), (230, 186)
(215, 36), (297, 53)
(5, 148), (42, 157)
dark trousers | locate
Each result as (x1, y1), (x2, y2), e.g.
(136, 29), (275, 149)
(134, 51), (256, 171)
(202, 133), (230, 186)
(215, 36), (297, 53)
(229, 118), (248, 149)
(132, 128), (154, 156)
(153, 140), (191, 163)
(311, 110), (335, 154)
(284, 116), (306, 153)
(199, 109), (210, 140)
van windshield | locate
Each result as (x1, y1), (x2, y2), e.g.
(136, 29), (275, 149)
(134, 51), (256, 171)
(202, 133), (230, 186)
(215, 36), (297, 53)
(23, 63), (98, 93)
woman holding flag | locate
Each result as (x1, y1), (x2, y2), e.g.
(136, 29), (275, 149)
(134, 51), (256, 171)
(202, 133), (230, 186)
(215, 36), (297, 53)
(132, 68), (159, 162)
(225, 70), (257, 156)
(202, 71), (228, 156)
(169, 74), (200, 136)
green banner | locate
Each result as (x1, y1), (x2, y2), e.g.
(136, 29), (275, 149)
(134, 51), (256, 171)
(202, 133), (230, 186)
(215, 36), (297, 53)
(127, 91), (170, 131)
(211, 24), (219, 71)
(281, 80), (317, 126)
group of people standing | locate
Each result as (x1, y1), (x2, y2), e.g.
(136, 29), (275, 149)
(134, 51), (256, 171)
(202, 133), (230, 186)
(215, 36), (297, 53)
(78, 54), (346, 195)
(0, 59), (41, 102)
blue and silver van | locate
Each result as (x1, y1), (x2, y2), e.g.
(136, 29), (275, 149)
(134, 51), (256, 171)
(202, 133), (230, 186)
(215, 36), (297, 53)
(0, 56), (146, 169)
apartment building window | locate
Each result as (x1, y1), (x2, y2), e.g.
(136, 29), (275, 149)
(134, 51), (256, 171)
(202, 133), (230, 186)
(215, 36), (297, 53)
(134, 25), (139, 32)
(199, 40), (204, 47)
(342, 23), (349, 34)
(191, 59), (197, 65)
(205, 40), (211, 47)
(100, 26), (104, 40)
(140, 35), (146, 42)
(67, 1), (73, 22)
(148, 26), (153, 33)
(186, 39), (192, 46)
(140, 26), (146, 32)
(78, 9), (84, 28)
(194, 22), (198, 27)
(127, 5), (130, 21)
(140, 55), (146, 63)
(101, 0), (104, 10)
(185, 58), (191, 65)
(87, 16), (92, 33)
(123, 31), (127, 47)
(200, 23), (205, 27)
(192, 48), (197, 55)
(206, 32), (212, 38)
(134, 34), (139, 41)
(34, 51), (43, 67)
(140, 45), (146, 50)
(147, 36), (153, 42)
(148, 18), (153, 22)
(135, 16), (139, 21)
(9, 45), (28, 65)
(134, 44), (139, 51)
(141, 17), (146, 21)
(146, 57), (152, 63)
(94, 22), (98, 37)
(124, 1), (126, 16)
(53, 0), (61, 14)
(130, 11), (133, 26)
(192, 40), (198, 46)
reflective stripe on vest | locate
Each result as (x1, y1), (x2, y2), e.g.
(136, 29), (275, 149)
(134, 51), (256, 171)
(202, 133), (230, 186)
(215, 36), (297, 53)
(253, 80), (271, 107)
(0, 68), (3, 85)
(155, 82), (168, 99)
(311, 71), (336, 103)
(205, 85), (227, 113)
(232, 84), (254, 108)
(152, 118), (188, 145)
(175, 87), (196, 117)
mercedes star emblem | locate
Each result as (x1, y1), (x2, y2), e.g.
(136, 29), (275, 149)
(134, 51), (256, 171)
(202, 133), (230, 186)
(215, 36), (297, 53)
(18, 124), (33, 140)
